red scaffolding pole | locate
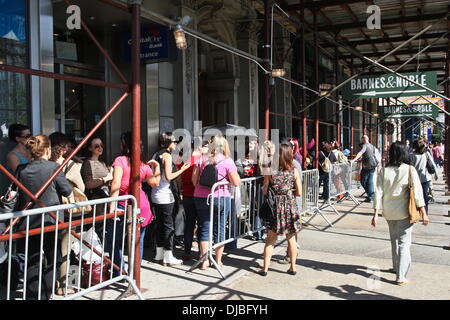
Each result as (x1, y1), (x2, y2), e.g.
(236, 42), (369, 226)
(130, 0), (142, 289)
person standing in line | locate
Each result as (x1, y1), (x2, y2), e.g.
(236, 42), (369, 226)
(81, 137), (113, 201)
(109, 132), (160, 269)
(17, 135), (73, 299)
(372, 141), (429, 286)
(257, 143), (302, 276)
(318, 140), (337, 201)
(152, 133), (191, 266)
(410, 138), (438, 213)
(49, 132), (86, 296)
(179, 139), (205, 261)
(6, 123), (32, 173)
(192, 136), (241, 270)
(351, 135), (378, 203)
(405, 140), (413, 154)
(432, 141), (444, 168)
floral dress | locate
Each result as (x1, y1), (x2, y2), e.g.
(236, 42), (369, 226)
(267, 168), (302, 235)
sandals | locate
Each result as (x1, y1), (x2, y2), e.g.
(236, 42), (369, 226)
(199, 260), (210, 270)
(287, 269), (297, 276)
(56, 287), (77, 295)
(257, 270), (268, 277)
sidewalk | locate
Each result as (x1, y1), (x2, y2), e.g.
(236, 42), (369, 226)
(80, 176), (450, 300)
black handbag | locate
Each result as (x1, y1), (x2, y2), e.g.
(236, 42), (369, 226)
(0, 164), (26, 214)
(259, 185), (276, 224)
(425, 153), (436, 175)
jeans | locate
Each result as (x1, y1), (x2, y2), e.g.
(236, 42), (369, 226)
(153, 203), (176, 250)
(182, 197), (197, 255)
(140, 225), (147, 262)
(361, 168), (375, 200)
(386, 218), (414, 282)
(105, 217), (126, 277)
(195, 197), (231, 243)
(319, 173), (330, 200)
(421, 181), (431, 213)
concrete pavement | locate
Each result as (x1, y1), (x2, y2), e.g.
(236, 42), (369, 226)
(80, 176), (450, 300)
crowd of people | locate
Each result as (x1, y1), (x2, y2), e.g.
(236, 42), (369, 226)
(0, 122), (444, 298)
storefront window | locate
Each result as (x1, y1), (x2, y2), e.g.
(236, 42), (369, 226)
(0, 0), (29, 192)
(0, 0), (29, 129)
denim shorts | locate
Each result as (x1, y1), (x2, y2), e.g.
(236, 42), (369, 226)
(194, 196), (231, 243)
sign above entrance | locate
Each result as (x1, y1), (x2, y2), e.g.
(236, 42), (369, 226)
(124, 26), (175, 63)
(342, 71), (437, 99)
(380, 96), (442, 119)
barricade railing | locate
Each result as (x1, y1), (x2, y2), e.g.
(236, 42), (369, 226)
(349, 161), (364, 197)
(187, 177), (264, 279)
(0, 196), (143, 300)
(320, 162), (361, 215)
(300, 169), (333, 228)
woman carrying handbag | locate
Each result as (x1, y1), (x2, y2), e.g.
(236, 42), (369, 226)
(257, 143), (302, 276)
(372, 142), (429, 286)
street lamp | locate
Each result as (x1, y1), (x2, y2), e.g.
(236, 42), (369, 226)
(271, 68), (286, 78)
(373, 113), (379, 117)
(173, 25), (187, 50)
(270, 3), (290, 78)
(354, 106), (363, 111)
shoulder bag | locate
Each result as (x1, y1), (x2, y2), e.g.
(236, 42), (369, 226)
(425, 152), (436, 175)
(260, 183), (276, 224)
(408, 165), (421, 224)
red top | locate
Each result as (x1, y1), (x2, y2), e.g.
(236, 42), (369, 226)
(179, 163), (195, 197)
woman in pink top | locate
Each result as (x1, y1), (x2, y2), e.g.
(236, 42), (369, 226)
(192, 136), (241, 270)
(109, 132), (160, 272)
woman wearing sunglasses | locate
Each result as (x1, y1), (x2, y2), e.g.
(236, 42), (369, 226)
(81, 137), (113, 201)
(6, 123), (32, 173)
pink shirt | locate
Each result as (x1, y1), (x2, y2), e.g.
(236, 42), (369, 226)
(112, 156), (153, 227)
(194, 154), (237, 198)
(432, 146), (443, 160)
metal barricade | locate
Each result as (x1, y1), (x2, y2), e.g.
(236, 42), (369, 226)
(187, 177), (264, 279)
(350, 161), (364, 196)
(320, 162), (361, 216)
(300, 169), (333, 228)
(0, 196), (143, 300)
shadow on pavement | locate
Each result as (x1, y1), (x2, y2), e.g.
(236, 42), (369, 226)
(299, 259), (396, 286)
(315, 284), (403, 300)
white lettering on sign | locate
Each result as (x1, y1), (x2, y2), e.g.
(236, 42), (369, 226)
(349, 73), (430, 92)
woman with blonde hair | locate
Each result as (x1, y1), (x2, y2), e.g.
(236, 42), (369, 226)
(192, 136), (241, 270)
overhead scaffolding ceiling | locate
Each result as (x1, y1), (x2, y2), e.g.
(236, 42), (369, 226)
(254, 0), (449, 84)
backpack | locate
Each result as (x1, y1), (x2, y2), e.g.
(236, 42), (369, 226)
(199, 158), (225, 188)
(320, 151), (332, 173)
(335, 150), (348, 164)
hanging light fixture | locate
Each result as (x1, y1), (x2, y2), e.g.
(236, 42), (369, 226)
(271, 68), (286, 78)
(373, 113), (379, 117)
(354, 106), (363, 111)
(174, 25), (187, 50)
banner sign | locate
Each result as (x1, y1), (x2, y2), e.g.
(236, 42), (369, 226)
(124, 26), (175, 63)
(380, 96), (443, 119)
(342, 71), (437, 99)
